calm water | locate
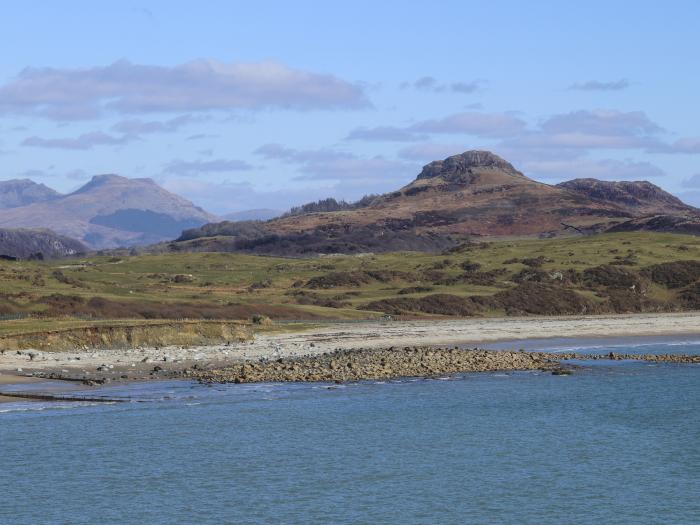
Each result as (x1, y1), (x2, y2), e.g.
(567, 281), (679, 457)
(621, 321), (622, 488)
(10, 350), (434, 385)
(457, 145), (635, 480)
(1, 337), (699, 525)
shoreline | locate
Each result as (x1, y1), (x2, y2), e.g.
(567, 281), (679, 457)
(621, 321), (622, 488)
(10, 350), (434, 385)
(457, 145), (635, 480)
(1, 312), (700, 397)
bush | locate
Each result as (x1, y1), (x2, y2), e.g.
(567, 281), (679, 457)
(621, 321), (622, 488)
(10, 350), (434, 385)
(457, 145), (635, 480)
(366, 294), (482, 316)
(492, 283), (596, 316)
(642, 261), (700, 289)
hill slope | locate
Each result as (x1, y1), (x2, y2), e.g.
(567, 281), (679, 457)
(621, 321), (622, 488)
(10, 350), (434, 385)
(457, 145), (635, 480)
(175, 150), (698, 254)
(0, 175), (217, 249)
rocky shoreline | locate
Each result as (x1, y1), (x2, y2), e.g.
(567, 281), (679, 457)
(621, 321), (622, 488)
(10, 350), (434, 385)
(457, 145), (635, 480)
(0, 347), (697, 400)
(182, 347), (700, 384)
(2, 316), (700, 392)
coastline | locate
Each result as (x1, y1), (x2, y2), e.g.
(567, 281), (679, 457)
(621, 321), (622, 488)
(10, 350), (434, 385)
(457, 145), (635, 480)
(1, 312), (700, 396)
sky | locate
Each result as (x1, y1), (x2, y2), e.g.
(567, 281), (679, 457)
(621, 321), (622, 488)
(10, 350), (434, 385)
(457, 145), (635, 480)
(1, 0), (699, 215)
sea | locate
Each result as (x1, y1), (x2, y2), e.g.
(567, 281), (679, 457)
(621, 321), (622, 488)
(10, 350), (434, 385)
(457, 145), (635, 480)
(1, 336), (699, 525)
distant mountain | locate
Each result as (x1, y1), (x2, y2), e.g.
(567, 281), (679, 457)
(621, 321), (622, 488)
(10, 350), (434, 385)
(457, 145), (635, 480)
(222, 208), (282, 221)
(0, 175), (218, 248)
(0, 179), (60, 209)
(0, 228), (86, 260)
(174, 150), (700, 255)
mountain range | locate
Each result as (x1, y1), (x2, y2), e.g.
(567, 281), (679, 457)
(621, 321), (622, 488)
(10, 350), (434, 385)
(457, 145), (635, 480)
(0, 175), (217, 249)
(1, 150), (698, 257)
(174, 150), (700, 255)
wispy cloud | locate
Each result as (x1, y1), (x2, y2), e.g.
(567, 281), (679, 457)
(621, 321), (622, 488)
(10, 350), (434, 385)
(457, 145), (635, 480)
(16, 168), (88, 182)
(397, 142), (472, 161)
(682, 173), (700, 188)
(569, 79), (630, 91)
(522, 158), (666, 180)
(345, 126), (422, 142)
(163, 158), (253, 176)
(160, 178), (338, 215)
(111, 114), (203, 135)
(653, 137), (700, 154)
(0, 59), (370, 120)
(255, 143), (409, 181)
(501, 109), (664, 151)
(255, 143), (354, 164)
(21, 131), (131, 150)
(401, 76), (484, 94)
(187, 133), (218, 141)
(410, 111), (527, 138)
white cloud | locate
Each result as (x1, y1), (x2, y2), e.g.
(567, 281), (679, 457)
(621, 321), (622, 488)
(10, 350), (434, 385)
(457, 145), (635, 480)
(0, 59), (369, 120)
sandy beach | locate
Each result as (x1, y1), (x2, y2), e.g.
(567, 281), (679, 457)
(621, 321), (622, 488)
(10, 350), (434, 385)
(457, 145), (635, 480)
(1, 312), (699, 391)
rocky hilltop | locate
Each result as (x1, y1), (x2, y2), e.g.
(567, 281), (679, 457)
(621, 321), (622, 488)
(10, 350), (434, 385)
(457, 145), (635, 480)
(416, 150), (524, 181)
(174, 150), (698, 255)
(0, 175), (217, 249)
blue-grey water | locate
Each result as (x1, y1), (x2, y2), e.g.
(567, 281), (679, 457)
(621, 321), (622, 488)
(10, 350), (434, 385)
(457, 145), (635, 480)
(2, 337), (699, 525)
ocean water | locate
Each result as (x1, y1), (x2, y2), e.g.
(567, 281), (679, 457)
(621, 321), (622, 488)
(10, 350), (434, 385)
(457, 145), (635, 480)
(1, 338), (699, 525)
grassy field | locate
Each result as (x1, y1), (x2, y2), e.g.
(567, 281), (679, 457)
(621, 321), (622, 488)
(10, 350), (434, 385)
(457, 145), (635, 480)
(1, 232), (699, 334)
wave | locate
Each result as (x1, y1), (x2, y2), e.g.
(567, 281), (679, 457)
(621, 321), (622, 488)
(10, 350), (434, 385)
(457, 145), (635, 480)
(548, 339), (700, 353)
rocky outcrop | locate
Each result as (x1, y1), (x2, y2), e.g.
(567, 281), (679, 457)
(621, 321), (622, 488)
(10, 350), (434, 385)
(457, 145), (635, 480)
(0, 228), (86, 260)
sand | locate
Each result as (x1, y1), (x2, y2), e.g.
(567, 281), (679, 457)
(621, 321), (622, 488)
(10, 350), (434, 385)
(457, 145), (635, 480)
(1, 312), (699, 392)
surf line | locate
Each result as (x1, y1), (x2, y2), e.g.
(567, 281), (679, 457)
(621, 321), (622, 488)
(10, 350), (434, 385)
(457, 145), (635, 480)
(0, 391), (131, 403)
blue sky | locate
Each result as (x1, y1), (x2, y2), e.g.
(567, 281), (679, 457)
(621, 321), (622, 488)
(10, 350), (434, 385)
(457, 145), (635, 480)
(1, 0), (699, 214)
